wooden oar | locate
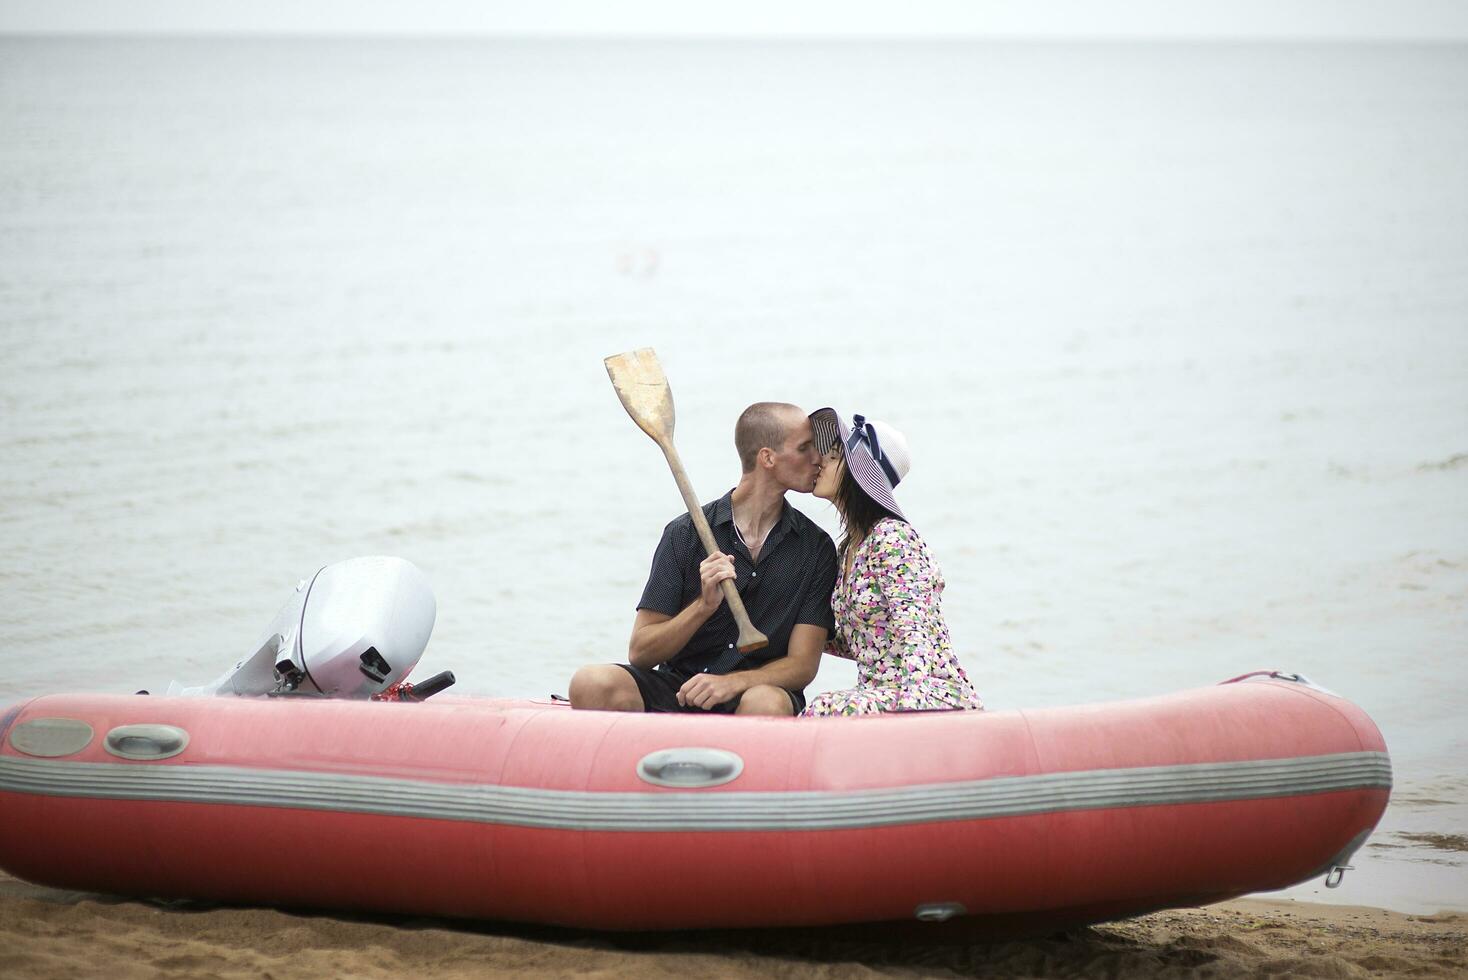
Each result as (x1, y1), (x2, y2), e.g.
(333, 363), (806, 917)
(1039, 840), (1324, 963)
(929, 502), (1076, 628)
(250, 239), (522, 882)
(604, 347), (768, 653)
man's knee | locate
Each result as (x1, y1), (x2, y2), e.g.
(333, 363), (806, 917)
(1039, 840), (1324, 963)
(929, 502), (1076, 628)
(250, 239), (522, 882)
(569, 665), (644, 712)
(735, 684), (795, 717)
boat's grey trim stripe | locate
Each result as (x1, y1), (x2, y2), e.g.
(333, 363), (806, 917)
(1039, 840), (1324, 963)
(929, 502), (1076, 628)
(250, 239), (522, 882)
(0, 752), (1392, 832)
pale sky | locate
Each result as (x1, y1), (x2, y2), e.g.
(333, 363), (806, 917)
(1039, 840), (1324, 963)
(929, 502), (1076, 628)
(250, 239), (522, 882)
(3, 0), (1467, 40)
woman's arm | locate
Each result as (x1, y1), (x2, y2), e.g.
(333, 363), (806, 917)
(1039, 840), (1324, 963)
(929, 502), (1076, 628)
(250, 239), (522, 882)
(824, 629), (853, 660)
(871, 522), (942, 685)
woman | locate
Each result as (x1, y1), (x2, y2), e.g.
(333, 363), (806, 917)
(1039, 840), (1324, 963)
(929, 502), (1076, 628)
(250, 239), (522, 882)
(801, 408), (983, 717)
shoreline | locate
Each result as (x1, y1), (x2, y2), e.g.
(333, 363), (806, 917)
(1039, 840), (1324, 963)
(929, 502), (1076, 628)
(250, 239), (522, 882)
(3, 872), (1463, 978)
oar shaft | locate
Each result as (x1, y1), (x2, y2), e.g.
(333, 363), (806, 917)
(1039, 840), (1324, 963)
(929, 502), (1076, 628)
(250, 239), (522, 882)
(661, 443), (768, 653)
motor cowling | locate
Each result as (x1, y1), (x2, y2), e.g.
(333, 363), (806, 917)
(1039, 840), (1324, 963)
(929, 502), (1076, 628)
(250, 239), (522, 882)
(171, 556), (437, 698)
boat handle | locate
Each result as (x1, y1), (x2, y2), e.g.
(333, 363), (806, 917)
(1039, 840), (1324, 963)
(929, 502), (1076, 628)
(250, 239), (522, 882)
(1220, 671), (1339, 697)
(1324, 865), (1352, 888)
(637, 748), (744, 788)
(915, 902), (967, 922)
(104, 724), (190, 760)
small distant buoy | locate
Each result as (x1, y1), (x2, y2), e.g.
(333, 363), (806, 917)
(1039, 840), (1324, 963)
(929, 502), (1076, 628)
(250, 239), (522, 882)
(616, 244), (661, 278)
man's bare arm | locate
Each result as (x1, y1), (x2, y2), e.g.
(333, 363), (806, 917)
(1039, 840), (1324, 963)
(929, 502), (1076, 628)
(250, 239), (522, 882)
(628, 552), (737, 668)
(628, 607), (703, 668)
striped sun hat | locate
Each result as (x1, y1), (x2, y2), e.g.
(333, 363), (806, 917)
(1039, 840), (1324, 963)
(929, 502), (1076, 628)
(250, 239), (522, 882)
(808, 407), (911, 520)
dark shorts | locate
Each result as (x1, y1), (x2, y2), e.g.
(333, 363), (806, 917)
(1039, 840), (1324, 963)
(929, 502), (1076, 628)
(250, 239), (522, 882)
(616, 664), (806, 715)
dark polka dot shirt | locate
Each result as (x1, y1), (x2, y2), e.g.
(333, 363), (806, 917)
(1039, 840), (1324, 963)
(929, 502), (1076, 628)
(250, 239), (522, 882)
(637, 490), (838, 679)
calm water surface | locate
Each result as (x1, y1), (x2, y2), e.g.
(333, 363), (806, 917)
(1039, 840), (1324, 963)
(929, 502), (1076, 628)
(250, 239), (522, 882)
(1, 37), (1464, 912)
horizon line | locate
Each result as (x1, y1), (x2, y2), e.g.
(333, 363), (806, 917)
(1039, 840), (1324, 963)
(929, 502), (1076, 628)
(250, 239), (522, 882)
(4, 29), (1468, 44)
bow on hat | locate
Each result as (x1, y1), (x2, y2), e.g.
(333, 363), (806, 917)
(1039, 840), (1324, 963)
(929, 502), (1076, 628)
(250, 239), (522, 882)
(847, 414), (903, 487)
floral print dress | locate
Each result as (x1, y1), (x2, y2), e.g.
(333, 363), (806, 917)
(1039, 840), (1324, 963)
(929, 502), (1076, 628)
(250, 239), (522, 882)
(802, 518), (983, 717)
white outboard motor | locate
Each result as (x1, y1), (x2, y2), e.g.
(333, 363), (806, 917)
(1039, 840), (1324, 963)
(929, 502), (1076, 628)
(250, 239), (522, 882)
(170, 556), (437, 698)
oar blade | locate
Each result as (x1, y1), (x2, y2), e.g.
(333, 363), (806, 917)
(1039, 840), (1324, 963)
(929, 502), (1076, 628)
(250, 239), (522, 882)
(605, 347), (675, 444)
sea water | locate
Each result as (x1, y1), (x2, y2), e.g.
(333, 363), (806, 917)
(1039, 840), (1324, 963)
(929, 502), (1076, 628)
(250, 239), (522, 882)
(1, 37), (1464, 912)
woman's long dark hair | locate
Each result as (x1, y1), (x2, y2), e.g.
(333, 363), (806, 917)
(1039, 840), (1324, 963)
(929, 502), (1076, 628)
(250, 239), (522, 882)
(834, 456), (904, 560)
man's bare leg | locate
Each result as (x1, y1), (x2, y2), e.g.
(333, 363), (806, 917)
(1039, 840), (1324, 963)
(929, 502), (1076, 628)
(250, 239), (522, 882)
(735, 683), (796, 716)
(568, 665), (645, 711)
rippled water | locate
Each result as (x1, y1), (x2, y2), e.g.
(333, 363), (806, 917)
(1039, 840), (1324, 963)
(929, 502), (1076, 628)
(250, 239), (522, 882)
(1, 37), (1464, 912)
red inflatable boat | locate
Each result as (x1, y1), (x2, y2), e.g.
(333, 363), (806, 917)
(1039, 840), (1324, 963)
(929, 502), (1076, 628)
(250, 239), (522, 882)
(0, 673), (1390, 932)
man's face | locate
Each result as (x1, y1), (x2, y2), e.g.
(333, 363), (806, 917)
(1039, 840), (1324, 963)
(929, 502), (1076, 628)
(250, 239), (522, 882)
(770, 413), (821, 493)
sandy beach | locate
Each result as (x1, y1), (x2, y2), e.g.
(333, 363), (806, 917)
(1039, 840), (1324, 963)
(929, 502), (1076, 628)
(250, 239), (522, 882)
(3, 871), (1462, 979)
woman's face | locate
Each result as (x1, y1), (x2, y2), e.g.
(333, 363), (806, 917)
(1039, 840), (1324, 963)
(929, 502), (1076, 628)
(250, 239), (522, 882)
(813, 446), (844, 501)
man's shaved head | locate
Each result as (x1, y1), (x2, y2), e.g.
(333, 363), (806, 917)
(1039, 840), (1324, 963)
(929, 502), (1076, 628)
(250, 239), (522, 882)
(735, 402), (803, 473)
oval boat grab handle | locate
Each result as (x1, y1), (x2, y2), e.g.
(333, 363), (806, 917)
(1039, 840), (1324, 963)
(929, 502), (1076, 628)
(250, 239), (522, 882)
(104, 724), (190, 761)
(637, 748), (744, 788)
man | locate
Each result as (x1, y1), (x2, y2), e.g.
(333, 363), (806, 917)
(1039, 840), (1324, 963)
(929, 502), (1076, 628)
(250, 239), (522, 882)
(569, 402), (838, 715)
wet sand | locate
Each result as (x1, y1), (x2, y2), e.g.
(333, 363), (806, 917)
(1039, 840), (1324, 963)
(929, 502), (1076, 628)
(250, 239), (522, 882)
(3, 871), (1462, 978)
